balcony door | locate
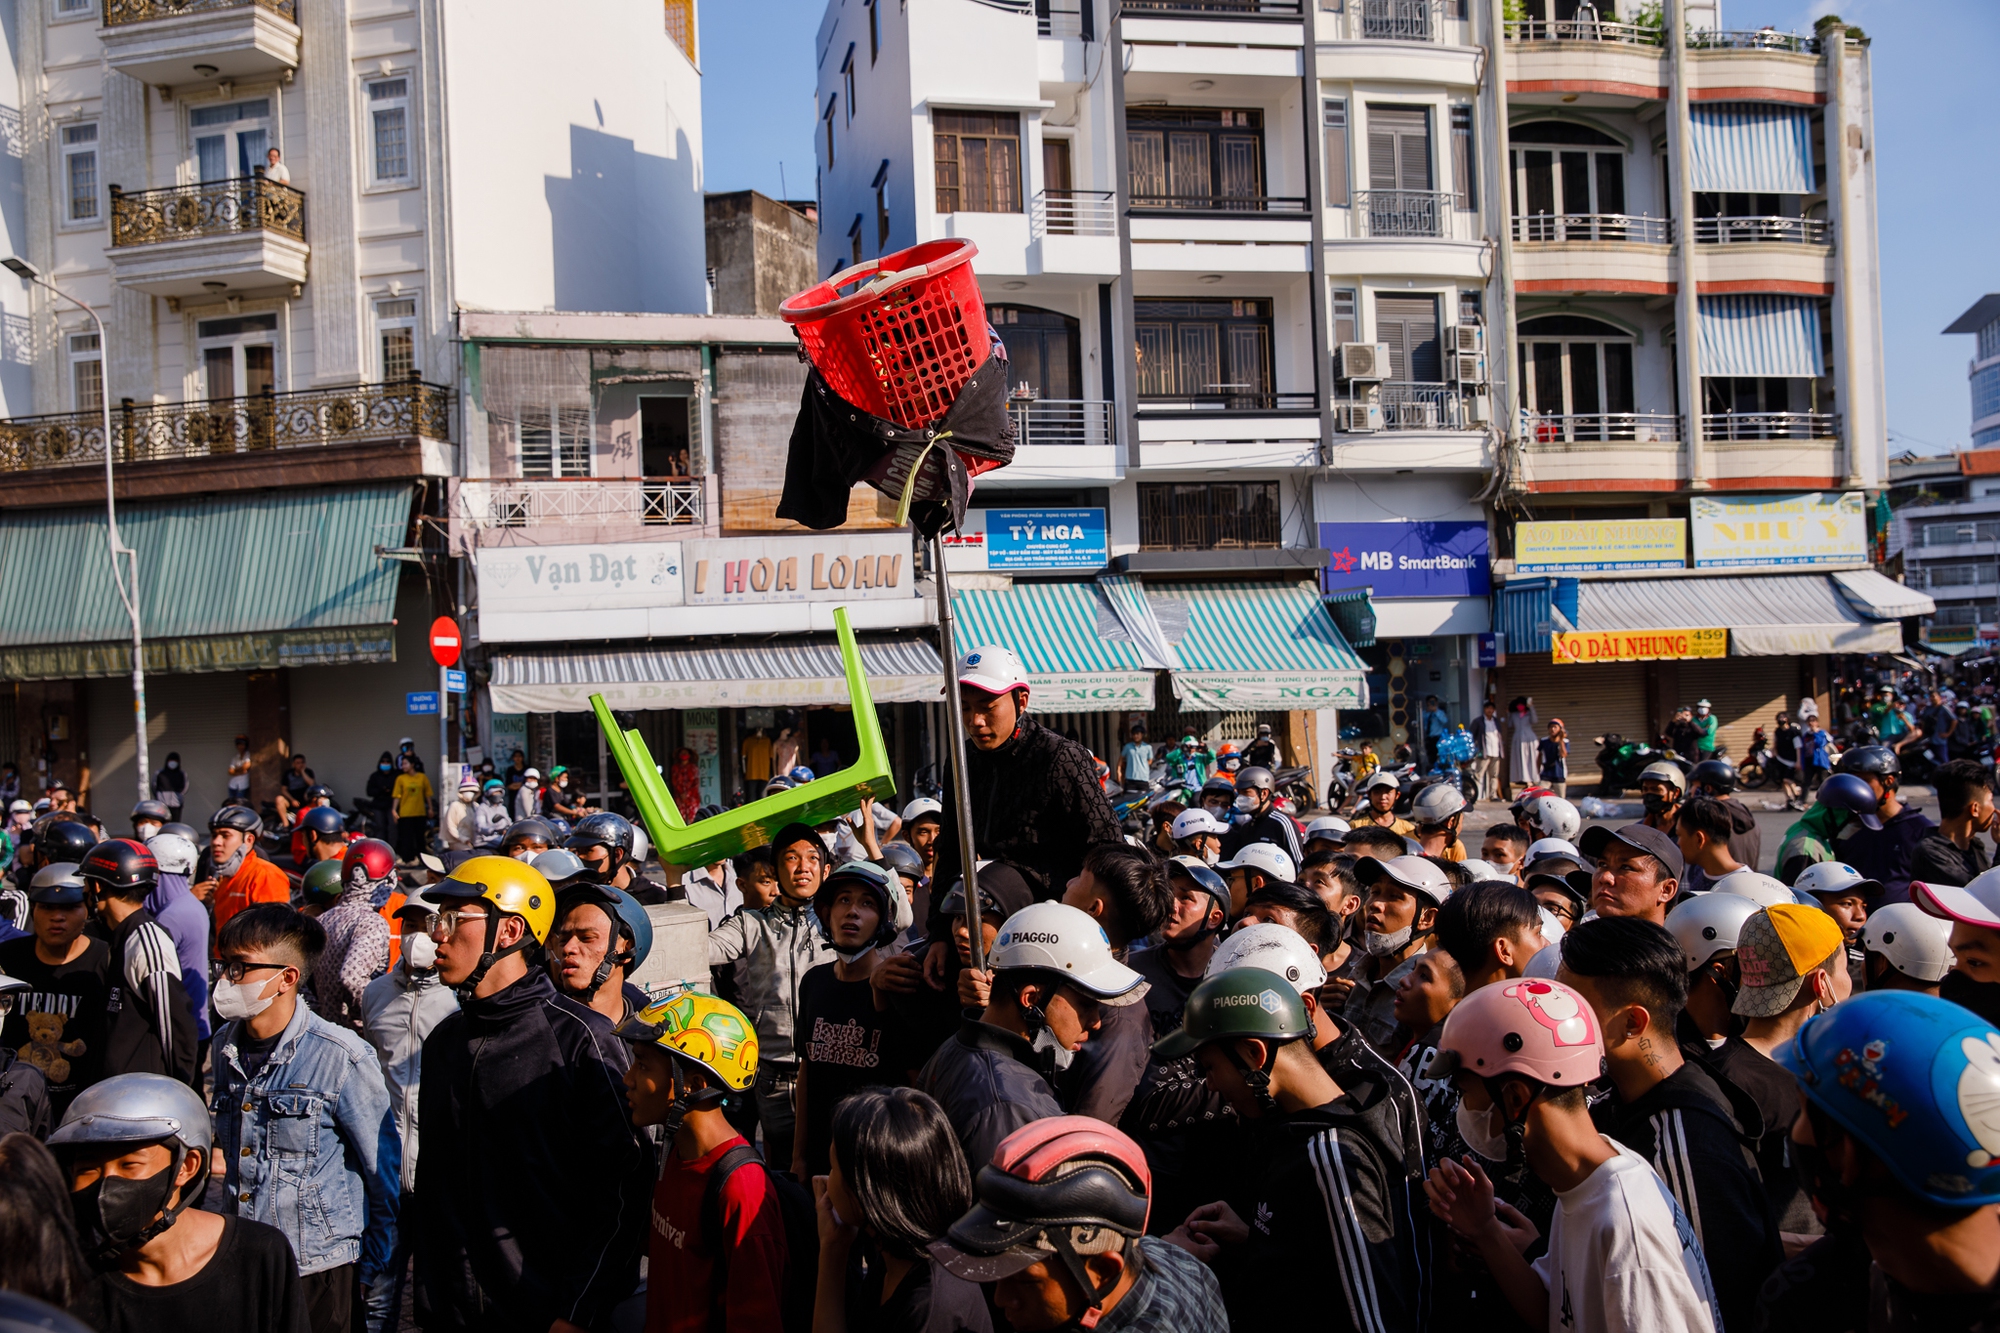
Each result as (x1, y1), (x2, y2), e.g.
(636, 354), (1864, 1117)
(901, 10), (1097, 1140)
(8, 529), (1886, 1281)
(1517, 313), (1637, 438)
(1134, 298), (1273, 408)
(1510, 121), (1624, 239)
(1126, 108), (1263, 209)
(198, 313), (277, 401)
(990, 305), (1082, 401)
(190, 98), (272, 183)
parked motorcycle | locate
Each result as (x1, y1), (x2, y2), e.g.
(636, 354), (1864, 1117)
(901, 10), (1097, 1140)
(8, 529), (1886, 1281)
(1591, 734), (1691, 798)
(1740, 727), (1771, 790)
(1272, 764), (1317, 816)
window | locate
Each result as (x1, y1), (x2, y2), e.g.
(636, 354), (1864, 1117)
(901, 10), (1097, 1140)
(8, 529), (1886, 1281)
(196, 312), (278, 402)
(54, 0), (92, 14)
(1133, 298), (1274, 407)
(873, 160), (891, 248)
(68, 332), (101, 411)
(868, 0), (880, 62)
(1127, 107), (1263, 208)
(933, 110), (1021, 214)
(1459, 289), (1482, 325)
(823, 96), (837, 167)
(1450, 105), (1477, 210)
(1376, 294), (1441, 383)
(377, 297), (417, 381)
(848, 215), (863, 267)
(1517, 313), (1638, 438)
(189, 99), (270, 183)
(1332, 287), (1358, 348)
(1322, 100), (1349, 207)
(61, 123), (97, 223)
(1138, 481), (1282, 551)
(1980, 319), (2000, 364)
(990, 305), (1082, 400)
(1365, 105), (1436, 235)
(663, 0), (696, 61)
(519, 407), (592, 478)
(369, 78), (411, 183)
(1511, 122), (1626, 236)
(842, 47), (855, 122)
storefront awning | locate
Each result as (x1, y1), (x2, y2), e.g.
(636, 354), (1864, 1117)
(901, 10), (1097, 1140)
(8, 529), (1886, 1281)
(1698, 295), (1824, 379)
(1832, 569), (1935, 621)
(1578, 573), (1903, 656)
(1147, 580), (1369, 711)
(1689, 103), (1816, 194)
(0, 484), (413, 680)
(950, 580), (1155, 713)
(488, 635), (945, 713)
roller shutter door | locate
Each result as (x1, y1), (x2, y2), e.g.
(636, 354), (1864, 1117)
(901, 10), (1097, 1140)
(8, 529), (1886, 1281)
(1491, 659), (1648, 786)
(1676, 658), (1802, 765)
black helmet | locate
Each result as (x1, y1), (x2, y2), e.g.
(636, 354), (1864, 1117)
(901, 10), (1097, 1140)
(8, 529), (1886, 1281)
(77, 839), (159, 896)
(131, 799), (171, 825)
(300, 806), (347, 840)
(1199, 775), (1237, 800)
(305, 783), (337, 803)
(1837, 745), (1902, 779)
(501, 818), (558, 856)
(1686, 758), (1738, 795)
(209, 804), (262, 834)
(38, 820), (97, 864)
(567, 812), (636, 864)
(27, 862), (88, 905)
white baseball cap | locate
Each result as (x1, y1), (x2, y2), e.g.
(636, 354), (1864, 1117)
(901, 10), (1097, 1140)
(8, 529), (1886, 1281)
(957, 644), (1030, 697)
(1217, 842), (1295, 882)
(1170, 808), (1229, 840)
(988, 901), (1145, 1002)
(1863, 902), (1955, 983)
(1913, 867), (2000, 929)
(1306, 816), (1351, 841)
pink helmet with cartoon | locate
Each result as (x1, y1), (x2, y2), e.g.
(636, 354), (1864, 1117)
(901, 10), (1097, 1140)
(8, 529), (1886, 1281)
(1429, 977), (1604, 1087)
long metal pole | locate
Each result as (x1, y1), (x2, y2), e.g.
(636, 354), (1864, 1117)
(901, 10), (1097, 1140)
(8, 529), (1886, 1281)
(929, 531), (985, 972)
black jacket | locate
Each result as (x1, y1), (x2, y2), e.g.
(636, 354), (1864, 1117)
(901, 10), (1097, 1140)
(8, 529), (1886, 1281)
(916, 1018), (1063, 1171)
(414, 969), (651, 1332)
(1911, 830), (1992, 889)
(1219, 808), (1305, 867)
(1834, 804), (1938, 904)
(1058, 975), (1151, 1126)
(101, 907), (197, 1084)
(0, 1045), (49, 1140)
(927, 716), (1121, 928)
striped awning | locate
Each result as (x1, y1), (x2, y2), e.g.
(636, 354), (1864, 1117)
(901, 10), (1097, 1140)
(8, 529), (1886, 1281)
(488, 635), (944, 712)
(1580, 574), (1899, 656)
(1494, 577), (1580, 655)
(1688, 103), (1816, 194)
(1145, 580), (1369, 711)
(1698, 295), (1824, 379)
(949, 580), (1156, 713)
(1832, 569), (1935, 621)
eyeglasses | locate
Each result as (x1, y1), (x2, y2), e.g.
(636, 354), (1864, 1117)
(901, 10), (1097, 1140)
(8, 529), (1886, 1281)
(217, 959), (290, 984)
(423, 907), (489, 938)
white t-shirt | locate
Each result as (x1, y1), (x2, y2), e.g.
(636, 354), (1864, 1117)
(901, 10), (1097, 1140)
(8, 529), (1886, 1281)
(1531, 1139), (1721, 1333)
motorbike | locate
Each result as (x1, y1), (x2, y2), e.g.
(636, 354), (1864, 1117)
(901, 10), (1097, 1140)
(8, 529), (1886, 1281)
(1591, 734), (1690, 798)
(1739, 727), (1771, 790)
(1272, 765), (1317, 815)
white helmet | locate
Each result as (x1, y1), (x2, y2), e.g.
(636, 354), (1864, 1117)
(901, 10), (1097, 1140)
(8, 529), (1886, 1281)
(1522, 907), (1567, 979)
(1361, 770), (1401, 794)
(1355, 854), (1453, 905)
(957, 644), (1030, 697)
(989, 902), (1144, 1000)
(1521, 795), (1581, 843)
(1525, 836), (1581, 863)
(1460, 858), (1512, 884)
(1411, 782), (1467, 825)
(1666, 891), (1761, 972)
(1713, 871), (1797, 909)
(1170, 808), (1229, 841)
(1204, 922), (1327, 993)
(900, 797), (943, 824)
(1862, 903), (1954, 983)
(1305, 816), (1351, 841)
(1217, 842), (1295, 882)
(1637, 761), (1686, 792)
(145, 832), (198, 876)
(1792, 861), (1883, 901)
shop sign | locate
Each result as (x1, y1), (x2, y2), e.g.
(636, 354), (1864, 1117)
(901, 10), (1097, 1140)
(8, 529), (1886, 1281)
(684, 533), (911, 606)
(1691, 492), (1867, 568)
(1552, 627), (1728, 664)
(1172, 672), (1368, 710)
(490, 713), (528, 764)
(943, 508), (1108, 571)
(476, 542), (686, 615)
(1515, 519), (1686, 573)
(684, 708), (721, 807)
(1477, 632), (1505, 668)
(1036, 673), (1158, 713)
(1317, 521), (1491, 598)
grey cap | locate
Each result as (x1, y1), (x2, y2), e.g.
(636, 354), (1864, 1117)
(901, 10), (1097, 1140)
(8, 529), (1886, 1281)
(48, 1073), (213, 1156)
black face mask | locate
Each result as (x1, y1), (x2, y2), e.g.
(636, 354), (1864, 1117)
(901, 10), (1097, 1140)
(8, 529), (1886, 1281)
(1641, 793), (1677, 817)
(71, 1158), (187, 1263)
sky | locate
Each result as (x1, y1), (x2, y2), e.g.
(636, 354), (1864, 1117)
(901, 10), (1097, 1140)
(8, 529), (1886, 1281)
(697, 0), (2000, 456)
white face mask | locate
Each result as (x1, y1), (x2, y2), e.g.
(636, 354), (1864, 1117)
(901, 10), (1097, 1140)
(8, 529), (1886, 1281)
(167, 761), (179, 770)
(1233, 793), (1259, 813)
(404, 932), (439, 971)
(1031, 1025), (1076, 1072)
(1364, 925), (1414, 957)
(1202, 847), (1221, 867)
(212, 975), (278, 1022)
(1456, 1100), (1509, 1162)
(136, 823), (161, 841)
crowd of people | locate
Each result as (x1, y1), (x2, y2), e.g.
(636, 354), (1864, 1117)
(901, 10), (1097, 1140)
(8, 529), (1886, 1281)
(3, 648), (2000, 1332)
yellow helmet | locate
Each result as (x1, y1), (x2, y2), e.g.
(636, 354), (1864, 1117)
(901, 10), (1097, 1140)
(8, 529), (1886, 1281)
(430, 854), (557, 944)
(613, 989), (759, 1092)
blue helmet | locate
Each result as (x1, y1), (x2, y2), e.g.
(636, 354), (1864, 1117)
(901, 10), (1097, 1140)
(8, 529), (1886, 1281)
(553, 882), (654, 998)
(788, 765), (817, 785)
(1776, 991), (2000, 1207)
(1816, 772), (1883, 830)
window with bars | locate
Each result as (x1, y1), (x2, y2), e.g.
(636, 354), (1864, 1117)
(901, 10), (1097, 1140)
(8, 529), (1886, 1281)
(1451, 105), (1477, 210)
(1332, 288), (1358, 349)
(62, 123), (98, 222)
(934, 110), (1021, 214)
(1135, 298), (1274, 406)
(1323, 99), (1349, 207)
(377, 297), (417, 381)
(1127, 107), (1264, 208)
(518, 407), (592, 478)
(69, 332), (101, 411)
(1138, 481), (1283, 550)
(369, 78), (410, 183)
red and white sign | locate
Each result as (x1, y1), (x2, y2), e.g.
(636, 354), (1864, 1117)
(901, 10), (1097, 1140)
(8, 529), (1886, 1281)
(429, 617), (462, 667)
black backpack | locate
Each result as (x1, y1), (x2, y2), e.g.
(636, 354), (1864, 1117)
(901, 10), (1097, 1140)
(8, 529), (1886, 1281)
(701, 1143), (820, 1333)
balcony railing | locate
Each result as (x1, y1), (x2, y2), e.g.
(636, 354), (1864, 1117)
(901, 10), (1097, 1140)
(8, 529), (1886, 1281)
(1353, 189), (1455, 239)
(1688, 28), (1819, 54)
(103, 0), (297, 26)
(1512, 213), (1671, 244)
(1692, 216), (1832, 245)
(1127, 193), (1309, 215)
(1032, 189), (1117, 238)
(1117, 0), (1302, 15)
(110, 176), (305, 248)
(1503, 17), (1660, 44)
(1361, 0), (1436, 41)
(1526, 412), (1682, 446)
(464, 478), (705, 530)
(1701, 411), (1838, 442)
(0, 381), (452, 474)
(1372, 383), (1474, 431)
(1007, 398), (1117, 446)
(1035, 0), (1084, 35)
(1921, 521), (2000, 548)
(1139, 390), (1317, 413)
(1912, 564), (1998, 591)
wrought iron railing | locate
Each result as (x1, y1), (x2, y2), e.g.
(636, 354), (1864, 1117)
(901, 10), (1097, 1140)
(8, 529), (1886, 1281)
(1006, 398), (1116, 446)
(1372, 382), (1471, 431)
(1701, 411), (1838, 442)
(464, 478), (704, 529)
(103, 0), (297, 26)
(0, 381), (451, 473)
(1127, 193), (1309, 214)
(1354, 189), (1453, 238)
(1513, 213), (1672, 244)
(1503, 18), (1660, 44)
(1525, 411), (1681, 446)
(110, 176), (305, 247)
(1688, 28), (1819, 54)
(1361, 0), (1435, 40)
(1139, 390), (1317, 413)
(1692, 215), (1832, 245)
(1117, 0), (1302, 15)
(1032, 189), (1117, 238)
(1036, 0), (1084, 35)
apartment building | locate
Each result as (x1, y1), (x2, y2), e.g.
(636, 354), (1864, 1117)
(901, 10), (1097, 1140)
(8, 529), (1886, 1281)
(0, 0), (706, 814)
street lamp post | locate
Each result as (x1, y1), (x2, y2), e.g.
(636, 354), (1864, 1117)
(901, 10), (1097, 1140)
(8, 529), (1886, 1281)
(5, 257), (150, 804)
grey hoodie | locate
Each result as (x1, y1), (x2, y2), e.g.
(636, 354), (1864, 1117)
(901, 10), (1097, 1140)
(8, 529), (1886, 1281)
(361, 956), (459, 1191)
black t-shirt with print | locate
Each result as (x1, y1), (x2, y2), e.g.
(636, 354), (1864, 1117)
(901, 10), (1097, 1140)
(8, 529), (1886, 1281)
(0, 934), (112, 1115)
(797, 961), (904, 1177)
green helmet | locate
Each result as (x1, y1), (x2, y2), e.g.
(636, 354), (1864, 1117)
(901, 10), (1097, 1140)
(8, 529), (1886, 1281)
(1150, 966), (1313, 1062)
(299, 858), (344, 906)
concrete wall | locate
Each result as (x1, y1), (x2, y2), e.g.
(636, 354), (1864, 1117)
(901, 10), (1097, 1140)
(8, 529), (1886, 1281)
(705, 191), (818, 316)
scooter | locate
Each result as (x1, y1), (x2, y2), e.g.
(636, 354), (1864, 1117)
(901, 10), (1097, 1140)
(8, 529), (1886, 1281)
(1272, 765), (1317, 815)
(1591, 734), (1689, 798)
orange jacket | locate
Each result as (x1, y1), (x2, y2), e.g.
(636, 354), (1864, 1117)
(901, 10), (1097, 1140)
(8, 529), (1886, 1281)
(212, 850), (294, 950)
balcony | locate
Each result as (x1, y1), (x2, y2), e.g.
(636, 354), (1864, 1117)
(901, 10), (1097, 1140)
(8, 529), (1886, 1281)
(1503, 17), (1660, 45)
(1689, 28), (1820, 54)
(1334, 383), (1484, 433)
(1008, 397), (1116, 447)
(1031, 189), (1116, 237)
(1035, 0), (1084, 37)
(1701, 411), (1838, 443)
(1692, 216), (1832, 246)
(107, 176), (309, 298)
(1910, 564), (1998, 593)
(1512, 214), (1671, 245)
(1525, 412), (1681, 446)
(99, 0), (301, 86)
(1350, 190), (1460, 240)
(1128, 193), (1308, 217)
(462, 477), (705, 530)
(1119, 0), (1301, 14)
(0, 381), (452, 475)
(1360, 0), (1439, 41)
(1140, 390), (1316, 415)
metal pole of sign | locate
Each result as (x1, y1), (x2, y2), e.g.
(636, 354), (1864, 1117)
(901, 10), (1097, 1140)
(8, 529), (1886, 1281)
(929, 530), (985, 972)
(439, 666), (449, 776)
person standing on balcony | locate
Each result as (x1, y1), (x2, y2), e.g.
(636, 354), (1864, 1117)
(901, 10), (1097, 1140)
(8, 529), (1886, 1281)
(262, 146), (290, 186)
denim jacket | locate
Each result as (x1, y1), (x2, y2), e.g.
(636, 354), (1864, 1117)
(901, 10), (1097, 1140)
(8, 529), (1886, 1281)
(211, 998), (402, 1278)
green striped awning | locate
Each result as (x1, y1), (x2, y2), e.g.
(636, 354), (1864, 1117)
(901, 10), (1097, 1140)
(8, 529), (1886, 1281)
(0, 484), (414, 679)
(1147, 580), (1370, 711)
(949, 580), (1155, 713)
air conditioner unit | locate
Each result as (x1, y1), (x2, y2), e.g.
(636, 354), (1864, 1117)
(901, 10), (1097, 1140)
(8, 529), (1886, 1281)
(1449, 352), (1487, 385)
(1335, 401), (1383, 433)
(1450, 324), (1485, 355)
(1338, 342), (1391, 382)
(1465, 390), (1493, 425)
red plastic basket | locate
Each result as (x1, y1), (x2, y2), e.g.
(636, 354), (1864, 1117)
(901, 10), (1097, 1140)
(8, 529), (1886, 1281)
(780, 239), (991, 430)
